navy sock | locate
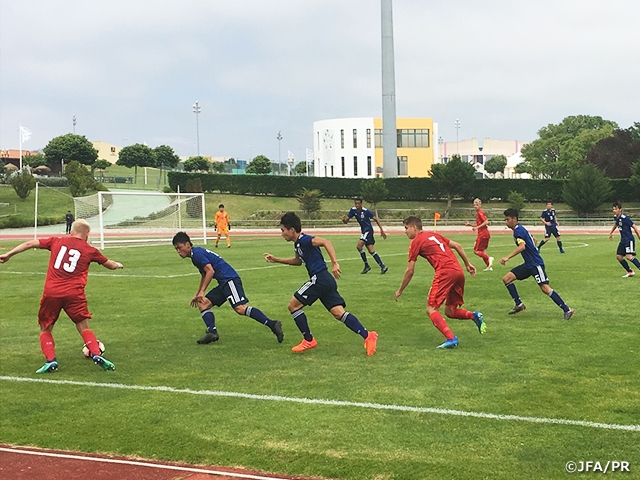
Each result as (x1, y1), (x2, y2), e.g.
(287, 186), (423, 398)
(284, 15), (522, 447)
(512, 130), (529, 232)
(292, 309), (313, 341)
(557, 241), (563, 251)
(538, 240), (545, 250)
(548, 289), (569, 312)
(371, 252), (384, 267)
(359, 250), (368, 265)
(245, 306), (275, 327)
(505, 282), (522, 305)
(340, 312), (368, 339)
(619, 259), (631, 272)
(201, 309), (216, 332)
(631, 257), (640, 269)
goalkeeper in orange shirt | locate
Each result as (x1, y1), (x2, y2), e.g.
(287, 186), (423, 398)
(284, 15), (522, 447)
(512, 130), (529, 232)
(215, 204), (231, 248)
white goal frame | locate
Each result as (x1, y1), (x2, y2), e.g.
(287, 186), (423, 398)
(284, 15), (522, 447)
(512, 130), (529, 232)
(90, 191), (206, 249)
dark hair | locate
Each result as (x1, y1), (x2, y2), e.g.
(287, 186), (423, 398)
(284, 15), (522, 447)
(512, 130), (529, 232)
(503, 208), (519, 219)
(280, 211), (302, 232)
(218, 204), (224, 208)
(354, 198), (363, 203)
(172, 231), (192, 245)
(546, 201), (554, 205)
(612, 201), (622, 209)
(403, 215), (423, 229)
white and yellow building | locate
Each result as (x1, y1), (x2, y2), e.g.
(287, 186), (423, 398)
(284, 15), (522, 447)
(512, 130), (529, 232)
(92, 141), (123, 164)
(313, 117), (438, 178)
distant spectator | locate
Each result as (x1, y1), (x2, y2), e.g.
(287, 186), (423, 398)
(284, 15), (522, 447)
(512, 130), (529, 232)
(65, 211), (74, 234)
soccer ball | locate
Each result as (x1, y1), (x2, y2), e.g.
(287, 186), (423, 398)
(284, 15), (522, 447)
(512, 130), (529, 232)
(82, 340), (105, 358)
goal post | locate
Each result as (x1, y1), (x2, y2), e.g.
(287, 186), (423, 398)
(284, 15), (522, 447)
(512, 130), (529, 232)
(73, 191), (206, 249)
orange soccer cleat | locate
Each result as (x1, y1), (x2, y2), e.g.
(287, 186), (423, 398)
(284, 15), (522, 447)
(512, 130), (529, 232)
(291, 338), (318, 353)
(364, 331), (378, 356)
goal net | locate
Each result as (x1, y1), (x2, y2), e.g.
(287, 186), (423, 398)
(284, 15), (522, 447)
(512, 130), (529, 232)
(73, 191), (207, 249)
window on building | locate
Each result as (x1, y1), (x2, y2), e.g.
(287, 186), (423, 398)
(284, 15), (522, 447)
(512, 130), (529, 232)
(341, 130), (344, 149)
(366, 129), (371, 148)
(374, 129), (383, 148)
(397, 156), (408, 176)
(330, 165), (334, 176)
(353, 156), (358, 176)
(367, 156), (372, 176)
(397, 129), (430, 148)
(341, 157), (345, 176)
(110, 147), (116, 153)
(353, 129), (357, 148)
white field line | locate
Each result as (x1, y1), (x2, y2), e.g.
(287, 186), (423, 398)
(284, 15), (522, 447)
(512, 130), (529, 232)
(0, 242), (589, 279)
(0, 447), (289, 480)
(1, 376), (637, 432)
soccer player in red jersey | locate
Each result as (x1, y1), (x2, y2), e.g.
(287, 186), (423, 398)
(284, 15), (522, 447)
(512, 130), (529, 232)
(465, 198), (493, 271)
(0, 219), (123, 373)
(395, 216), (485, 349)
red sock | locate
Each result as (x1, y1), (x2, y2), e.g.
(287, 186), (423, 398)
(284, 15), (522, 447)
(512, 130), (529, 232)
(476, 251), (490, 266)
(81, 329), (101, 356)
(39, 331), (56, 361)
(448, 308), (474, 320)
(429, 312), (455, 340)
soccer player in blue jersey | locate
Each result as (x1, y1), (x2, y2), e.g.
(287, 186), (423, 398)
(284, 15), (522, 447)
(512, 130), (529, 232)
(537, 201), (564, 253)
(341, 198), (388, 274)
(264, 212), (378, 355)
(499, 209), (575, 320)
(172, 232), (284, 344)
(608, 201), (640, 278)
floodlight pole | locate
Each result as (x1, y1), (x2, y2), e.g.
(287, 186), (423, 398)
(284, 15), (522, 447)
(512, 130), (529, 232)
(193, 101), (201, 156)
(454, 118), (461, 156)
(277, 131), (283, 175)
(381, 0), (398, 178)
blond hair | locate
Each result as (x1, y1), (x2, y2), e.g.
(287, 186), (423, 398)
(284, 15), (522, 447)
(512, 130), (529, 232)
(71, 218), (91, 235)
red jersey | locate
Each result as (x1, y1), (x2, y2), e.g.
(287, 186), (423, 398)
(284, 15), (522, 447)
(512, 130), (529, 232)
(39, 236), (108, 297)
(475, 209), (490, 237)
(408, 231), (462, 273)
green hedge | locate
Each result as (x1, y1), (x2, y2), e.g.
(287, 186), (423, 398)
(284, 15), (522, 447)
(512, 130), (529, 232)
(167, 173), (637, 203)
(0, 215), (64, 229)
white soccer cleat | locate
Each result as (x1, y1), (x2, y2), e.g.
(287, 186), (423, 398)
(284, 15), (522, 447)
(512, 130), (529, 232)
(484, 257), (494, 271)
(622, 271), (635, 278)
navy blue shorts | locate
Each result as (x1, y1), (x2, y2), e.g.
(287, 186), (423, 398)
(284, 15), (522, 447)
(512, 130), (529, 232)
(206, 277), (249, 308)
(294, 270), (346, 310)
(511, 263), (549, 285)
(544, 226), (560, 238)
(359, 230), (375, 246)
(617, 239), (636, 256)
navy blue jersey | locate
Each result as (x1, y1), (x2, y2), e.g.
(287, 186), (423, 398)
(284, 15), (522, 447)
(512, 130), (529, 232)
(347, 207), (375, 235)
(295, 233), (328, 277)
(541, 209), (557, 226)
(190, 246), (239, 284)
(513, 224), (544, 267)
(614, 214), (635, 242)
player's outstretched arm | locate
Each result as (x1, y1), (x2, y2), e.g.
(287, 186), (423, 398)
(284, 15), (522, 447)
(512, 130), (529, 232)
(264, 253), (303, 266)
(373, 216), (387, 239)
(311, 236), (341, 279)
(0, 239), (41, 263)
(608, 223), (617, 239)
(449, 240), (476, 277)
(633, 224), (640, 241)
(103, 259), (124, 270)
(395, 260), (416, 301)
(499, 242), (526, 265)
(341, 215), (349, 224)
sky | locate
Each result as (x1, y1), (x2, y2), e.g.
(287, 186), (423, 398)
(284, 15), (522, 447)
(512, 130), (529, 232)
(1, 0), (639, 163)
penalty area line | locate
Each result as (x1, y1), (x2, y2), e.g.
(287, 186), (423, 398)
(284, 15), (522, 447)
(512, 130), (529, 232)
(1, 376), (639, 432)
(0, 447), (289, 480)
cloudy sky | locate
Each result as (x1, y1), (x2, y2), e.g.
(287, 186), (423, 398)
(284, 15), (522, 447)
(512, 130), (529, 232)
(1, 0), (639, 163)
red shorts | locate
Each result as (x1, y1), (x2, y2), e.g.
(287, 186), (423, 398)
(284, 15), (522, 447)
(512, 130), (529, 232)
(428, 269), (466, 309)
(474, 234), (490, 252)
(38, 293), (92, 330)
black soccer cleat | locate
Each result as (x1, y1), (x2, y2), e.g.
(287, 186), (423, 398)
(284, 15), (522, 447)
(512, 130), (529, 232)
(508, 303), (526, 315)
(361, 265), (372, 274)
(197, 330), (219, 344)
(270, 320), (284, 343)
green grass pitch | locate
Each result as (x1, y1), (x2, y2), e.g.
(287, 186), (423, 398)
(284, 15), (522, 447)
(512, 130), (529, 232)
(1, 232), (639, 479)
